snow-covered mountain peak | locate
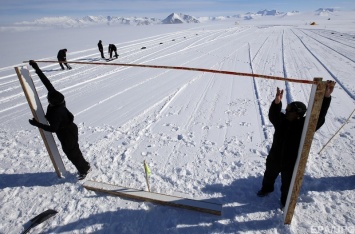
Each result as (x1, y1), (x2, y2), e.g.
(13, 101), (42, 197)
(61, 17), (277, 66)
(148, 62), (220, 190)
(162, 13), (200, 24)
(256, 9), (283, 16)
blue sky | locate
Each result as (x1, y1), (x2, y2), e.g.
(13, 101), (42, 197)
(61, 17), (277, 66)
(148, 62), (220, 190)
(1, 0), (354, 24)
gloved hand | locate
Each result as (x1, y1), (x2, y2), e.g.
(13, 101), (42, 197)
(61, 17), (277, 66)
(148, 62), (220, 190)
(29, 60), (39, 70)
(29, 118), (40, 127)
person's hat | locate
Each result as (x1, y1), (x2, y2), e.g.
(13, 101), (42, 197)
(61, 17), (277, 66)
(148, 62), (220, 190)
(289, 101), (307, 116)
(47, 91), (64, 106)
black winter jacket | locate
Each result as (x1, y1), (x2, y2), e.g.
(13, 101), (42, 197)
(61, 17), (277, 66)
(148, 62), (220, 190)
(57, 49), (67, 61)
(108, 44), (117, 52)
(33, 66), (74, 133)
(267, 97), (331, 169)
(98, 42), (103, 51)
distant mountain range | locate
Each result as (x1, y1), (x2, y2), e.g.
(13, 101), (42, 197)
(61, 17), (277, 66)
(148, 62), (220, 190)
(12, 8), (338, 29)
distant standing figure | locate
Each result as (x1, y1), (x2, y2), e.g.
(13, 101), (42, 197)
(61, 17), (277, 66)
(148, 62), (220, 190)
(98, 40), (105, 59)
(108, 44), (118, 59)
(57, 49), (72, 70)
(28, 60), (91, 180)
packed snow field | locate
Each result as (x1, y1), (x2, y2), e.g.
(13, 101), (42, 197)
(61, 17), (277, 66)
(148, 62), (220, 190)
(0, 16), (354, 233)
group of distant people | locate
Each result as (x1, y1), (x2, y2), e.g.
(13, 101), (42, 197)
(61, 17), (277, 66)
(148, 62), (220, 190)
(29, 41), (337, 208)
(55, 40), (119, 71)
(98, 40), (118, 59)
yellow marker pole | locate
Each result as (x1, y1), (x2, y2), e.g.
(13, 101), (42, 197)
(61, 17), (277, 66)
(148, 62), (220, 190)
(144, 160), (151, 192)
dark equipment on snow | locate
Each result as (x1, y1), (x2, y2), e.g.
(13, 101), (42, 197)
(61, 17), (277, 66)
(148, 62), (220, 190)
(21, 209), (58, 234)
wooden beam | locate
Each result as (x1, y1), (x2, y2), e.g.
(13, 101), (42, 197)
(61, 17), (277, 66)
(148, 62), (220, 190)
(15, 66), (66, 177)
(284, 78), (327, 224)
(24, 60), (316, 85)
(83, 180), (222, 216)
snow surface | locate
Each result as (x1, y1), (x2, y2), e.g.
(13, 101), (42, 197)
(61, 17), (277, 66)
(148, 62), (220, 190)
(0, 11), (354, 234)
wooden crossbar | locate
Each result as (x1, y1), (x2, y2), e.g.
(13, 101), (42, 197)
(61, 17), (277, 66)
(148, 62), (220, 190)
(24, 60), (316, 85)
(83, 180), (222, 216)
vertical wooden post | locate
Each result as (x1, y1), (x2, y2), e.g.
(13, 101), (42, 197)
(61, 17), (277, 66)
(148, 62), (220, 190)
(15, 66), (66, 177)
(284, 78), (326, 224)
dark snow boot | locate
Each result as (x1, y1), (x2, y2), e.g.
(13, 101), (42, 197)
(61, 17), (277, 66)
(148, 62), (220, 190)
(78, 166), (92, 180)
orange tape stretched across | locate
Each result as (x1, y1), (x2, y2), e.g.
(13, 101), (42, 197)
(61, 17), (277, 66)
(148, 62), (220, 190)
(26, 60), (316, 85)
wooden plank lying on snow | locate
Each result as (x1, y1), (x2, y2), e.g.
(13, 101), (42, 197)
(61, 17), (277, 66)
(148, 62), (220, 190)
(83, 180), (222, 216)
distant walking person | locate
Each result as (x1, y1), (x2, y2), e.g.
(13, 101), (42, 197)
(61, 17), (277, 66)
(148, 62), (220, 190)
(57, 49), (72, 70)
(28, 60), (91, 180)
(98, 40), (105, 59)
(108, 44), (118, 59)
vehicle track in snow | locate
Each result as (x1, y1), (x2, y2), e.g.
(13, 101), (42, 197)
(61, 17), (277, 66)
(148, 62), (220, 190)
(298, 29), (355, 62)
(291, 29), (355, 101)
(248, 27), (290, 144)
(302, 29), (355, 50)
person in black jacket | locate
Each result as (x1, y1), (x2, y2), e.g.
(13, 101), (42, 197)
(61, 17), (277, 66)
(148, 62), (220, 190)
(108, 44), (118, 59)
(28, 60), (90, 180)
(98, 40), (105, 59)
(257, 80), (336, 207)
(57, 49), (72, 70)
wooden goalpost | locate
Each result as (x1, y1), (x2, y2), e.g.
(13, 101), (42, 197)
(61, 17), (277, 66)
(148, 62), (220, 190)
(15, 66), (66, 178)
(18, 61), (327, 222)
(284, 78), (326, 224)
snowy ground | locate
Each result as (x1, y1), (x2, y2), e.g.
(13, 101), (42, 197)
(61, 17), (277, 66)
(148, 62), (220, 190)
(0, 12), (354, 234)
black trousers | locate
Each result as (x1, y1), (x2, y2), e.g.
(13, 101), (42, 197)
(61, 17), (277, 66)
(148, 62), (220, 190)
(109, 50), (118, 58)
(56, 123), (90, 174)
(58, 60), (71, 70)
(99, 49), (105, 58)
(261, 157), (294, 206)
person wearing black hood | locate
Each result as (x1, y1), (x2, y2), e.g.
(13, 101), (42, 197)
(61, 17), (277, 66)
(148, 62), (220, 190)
(57, 49), (72, 70)
(98, 40), (105, 59)
(257, 80), (336, 207)
(28, 60), (90, 180)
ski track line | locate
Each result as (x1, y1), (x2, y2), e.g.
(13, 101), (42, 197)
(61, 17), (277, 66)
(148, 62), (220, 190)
(299, 29), (355, 62)
(284, 29), (353, 140)
(291, 29), (355, 101)
(282, 29), (295, 104)
(249, 28), (284, 128)
(222, 46), (256, 147)
(305, 29), (355, 50)
(249, 42), (268, 141)
(283, 29), (313, 101)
